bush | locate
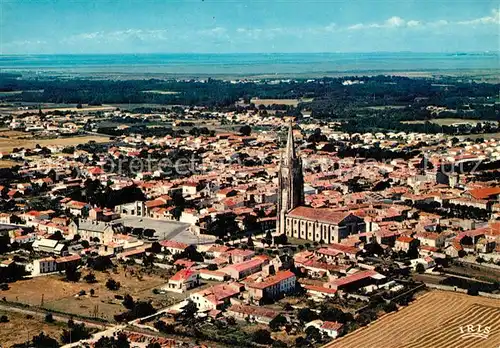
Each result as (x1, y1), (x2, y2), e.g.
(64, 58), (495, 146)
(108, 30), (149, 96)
(31, 332), (60, 347)
(383, 301), (398, 313)
(252, 329), (273, 345)
(297, 308), (318, 323)
(106, 278), (120, 291)
(207, 264), (218, 271)
(122, 294), (135, 309)
(65, 266), (81, 282)
(45, 313), (54, 323)
(0, 315), (8, 323)
(83, 272), (96, 283)
(269, 314), (287, 331)
(61, 322), (91, 344)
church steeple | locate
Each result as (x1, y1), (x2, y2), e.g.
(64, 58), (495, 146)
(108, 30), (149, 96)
(276, 121), (304, 236)
(284, 121), (296, 163)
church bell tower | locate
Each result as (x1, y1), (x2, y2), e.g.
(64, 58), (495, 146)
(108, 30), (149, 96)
(276, 121), (304, 236)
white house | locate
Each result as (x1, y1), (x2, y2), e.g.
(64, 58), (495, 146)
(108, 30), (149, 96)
(32, 257), (57, 275)
(164, 269), (200, 293)
(305, 320), (344, 339)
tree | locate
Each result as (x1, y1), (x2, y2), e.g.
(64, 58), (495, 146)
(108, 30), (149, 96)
(122, 294), (135, 310)
(320, 307), (349, 323)
(146, 344), (161, 348)
(180, 300), (197, 320)
(154, 320), (176, 334)
(94, 332), (130, 348)
(51, 231), (64, 241)
(383, 301), (398, 313)
(356, 309), (377, 326)
(269, 314), (287, 331)
(61, 322), (91, 343)
(84, 272), (96, 283)
(106, 278), (120, 290)
(273, 234), (288, 246)
(305, 326), (323, 342)
(252, 329), (273, 345)
(45, 313), (54, 323)
(89, 256), (113, 271)
(65, 265), (80, 282)
(297, 308), (318, 323)
(150, 241), (162, 254)
(207, 264), (218, 271)
(28, 332), (60, 348)
(239, 125), (252, 136)
(467, 284), (479, 296)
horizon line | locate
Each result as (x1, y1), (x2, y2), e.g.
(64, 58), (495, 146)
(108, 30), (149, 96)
(2, 51), (500, 56)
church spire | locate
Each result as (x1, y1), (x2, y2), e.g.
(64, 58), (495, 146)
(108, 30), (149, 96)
(284, 121), (296, 165)
(277, 119), (304, 236)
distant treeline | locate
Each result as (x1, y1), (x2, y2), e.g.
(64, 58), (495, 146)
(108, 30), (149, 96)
(1, 74), (498, 133)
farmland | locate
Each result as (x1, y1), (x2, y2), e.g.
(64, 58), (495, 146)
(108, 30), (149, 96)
(2, 267), (169, 321)
(401, 118), (497, 126)
(0, 129), (110, 152)
(250, 98), (313, 107)
(325, 291), (500, 348)
(0, 309), (66, 346)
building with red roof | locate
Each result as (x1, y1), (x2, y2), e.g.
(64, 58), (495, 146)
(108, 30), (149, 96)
(164, 269), (200, 293)
(326, 269), (385, 291)
(245, 270), (296, 301)
(219, 257), (267, 280)
(190, 282), (242, 311)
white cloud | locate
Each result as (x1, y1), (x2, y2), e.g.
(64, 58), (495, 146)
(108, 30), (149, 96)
(407, 20), (420, 27)
(63, 29), (169, 44)
(348, 23), (365, 30)
(457, 9), (499, 25)
(346, 9), (498, 31)
(385, 16), (405, 28)
(198, 27), (227, 37)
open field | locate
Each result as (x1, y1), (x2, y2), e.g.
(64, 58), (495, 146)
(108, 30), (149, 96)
(2, 267), (168, 321)
(0, 309), (66, 346)
(7, 105), (116, 115)
(0, 131), (110, 153)
(141, 90), (180, 95)
(458, 132), (500, 140)
(250, 98), (313, 107)
(401, 118), (486, 126)
(0, 160), (18, 168)
(362, 105), (407, 110)
(325, 290), (500, 348)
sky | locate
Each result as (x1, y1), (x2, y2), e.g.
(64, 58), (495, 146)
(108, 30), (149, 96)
(1, 0), (499, 54)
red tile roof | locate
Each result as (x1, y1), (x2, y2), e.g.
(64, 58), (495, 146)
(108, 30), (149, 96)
(321, 321), (344, 331)
(160, 240), (188, 250)
(288, 206), (353, 225)
(328, 270), (383, 288)
(169, 269), (198, 282)
(246, 270), (295, 290)
(223, 258), (265, 273)
(468, 187), (500, 200)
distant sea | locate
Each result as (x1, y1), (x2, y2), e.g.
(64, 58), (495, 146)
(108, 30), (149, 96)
(0, 52), (498, 77)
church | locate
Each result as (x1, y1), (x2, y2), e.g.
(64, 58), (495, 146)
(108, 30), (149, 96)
(276, 123), (365, 243)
